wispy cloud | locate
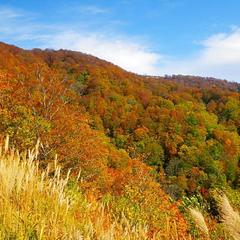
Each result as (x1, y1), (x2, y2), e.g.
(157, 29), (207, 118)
(0, 6), (23, 19)
(0, 6), (40, 40)
(0, 6), (161, 75)
(77, 5), (108, 14)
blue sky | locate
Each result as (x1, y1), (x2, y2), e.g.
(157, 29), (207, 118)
(1, 1), (240, 82)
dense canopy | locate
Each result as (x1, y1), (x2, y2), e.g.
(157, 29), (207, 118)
(0, 41), (240, 239)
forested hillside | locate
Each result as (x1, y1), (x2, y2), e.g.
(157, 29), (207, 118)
(0, 41), (240, 239)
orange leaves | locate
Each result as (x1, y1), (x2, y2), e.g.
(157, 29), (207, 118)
(225, 138), (232, 146)
(0, 71), (6, 80)
(213, 129), (239, 157)
(134, 127), (149, 140)
(165, 134), (183, 156)
(0, 71), (13, 97)
(0, 42), (240, 239)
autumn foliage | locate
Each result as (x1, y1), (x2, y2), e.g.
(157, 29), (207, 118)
(0, 41), (240, 239)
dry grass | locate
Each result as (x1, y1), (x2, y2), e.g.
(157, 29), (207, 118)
(0, 137), (151, 239)
(0, 136), (191, 239)
(219, 194), (240, 240)
(189, 208), (209, 238)
(0, 137), (73, 239)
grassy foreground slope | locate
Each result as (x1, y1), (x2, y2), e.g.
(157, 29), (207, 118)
(1, 138), (240, 239)
(0, 136), (190, 239)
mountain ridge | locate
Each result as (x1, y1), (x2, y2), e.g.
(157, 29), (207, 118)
(1, 41), (240, 90)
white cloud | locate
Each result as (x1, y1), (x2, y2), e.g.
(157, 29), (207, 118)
(44, 31), (162, 74)
(0, 6), (161, 75)
(201, 29), (240, 65)
(157, 28), (240, 82)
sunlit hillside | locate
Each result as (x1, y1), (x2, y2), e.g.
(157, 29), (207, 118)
(0, 42), (240, 239)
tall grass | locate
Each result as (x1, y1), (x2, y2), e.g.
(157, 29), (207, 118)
(0, 137), (150, 239)
(0, 136), (191, 239)
(219, 194), (240, 240)
(0, 137), (73, 239)
(189, 208), (209, 238)
(188, 192), (240, 240)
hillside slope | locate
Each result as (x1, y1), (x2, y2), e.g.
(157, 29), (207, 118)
(0, 41), (240, 239)
(1, 40), (240, 196)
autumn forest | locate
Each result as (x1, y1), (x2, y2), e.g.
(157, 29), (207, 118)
(0, 41), (240, 239)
